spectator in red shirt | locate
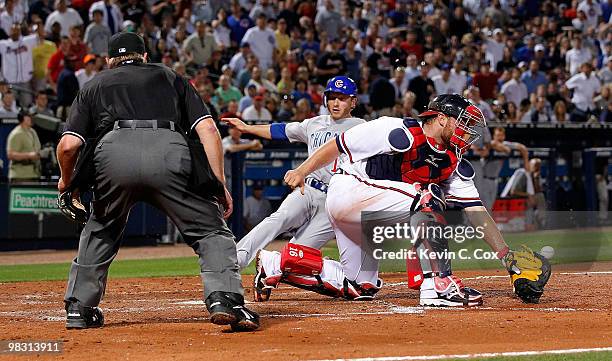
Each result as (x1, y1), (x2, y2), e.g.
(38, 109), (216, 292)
(401, 30), (423, 61)
(46, 36), (71, 91)
(68, 25), (87, 70)
(471, 62), (499, 101)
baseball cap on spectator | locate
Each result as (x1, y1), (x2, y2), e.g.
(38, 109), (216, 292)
(221, 64), (231, 72)
(534, 44), (545, 52)
(240, 42), (250, 48)
(441, 63), (451, 71)
(493, 28), (503, 36)
(254, 95), (264, 101)
(83, 54), (96, 64)
(518, 61), (526, 69)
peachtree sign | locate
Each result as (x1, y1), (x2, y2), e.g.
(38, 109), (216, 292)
(9, 188), (60, 214)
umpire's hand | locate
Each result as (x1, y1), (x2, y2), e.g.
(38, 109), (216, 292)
(219, 186), (233, 219)
(284, 169), (306, 195)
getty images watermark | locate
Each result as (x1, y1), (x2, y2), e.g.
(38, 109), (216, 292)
(369, 222), (500, 261)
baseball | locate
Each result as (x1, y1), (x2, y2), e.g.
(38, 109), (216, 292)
(539, 246), (555, 260)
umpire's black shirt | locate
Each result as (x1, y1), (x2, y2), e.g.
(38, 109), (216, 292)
(63, 61), (211, 142)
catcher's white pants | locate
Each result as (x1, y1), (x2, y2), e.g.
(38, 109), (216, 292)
(262, 174), (418, 287)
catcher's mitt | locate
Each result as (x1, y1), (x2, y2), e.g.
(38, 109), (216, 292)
(502, 245), (551, 303)
(57, 191), (89, 226)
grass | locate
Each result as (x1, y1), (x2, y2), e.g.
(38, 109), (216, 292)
(0, 228), (610, 283)
(448, 351), (612, 361)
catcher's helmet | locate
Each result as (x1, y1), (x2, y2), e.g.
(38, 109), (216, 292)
(323, 76), (357, 107)
(418, 94), (486, 156)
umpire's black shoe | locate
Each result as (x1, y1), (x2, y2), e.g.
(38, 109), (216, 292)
(205, 291), (260, 332)
(65, 300), (105, 329)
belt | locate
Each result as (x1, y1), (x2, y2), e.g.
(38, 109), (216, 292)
(115, 119), (176, 131)
(305, 177), (328, 193)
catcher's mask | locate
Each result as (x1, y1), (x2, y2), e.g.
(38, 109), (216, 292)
(57, 191), (89, 226)
(418, 94), (486, 158)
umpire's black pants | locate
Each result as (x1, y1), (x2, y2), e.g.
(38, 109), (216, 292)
(64, 127), (243, 307)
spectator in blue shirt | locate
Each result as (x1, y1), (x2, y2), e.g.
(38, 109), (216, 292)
(521, 60), (548, 95)
(514, 34), (536, 63)
(227, 1), (254, 47)
(300, 29), (320, 58)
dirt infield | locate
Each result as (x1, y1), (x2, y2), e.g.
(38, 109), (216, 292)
(1, 263), (612, 361)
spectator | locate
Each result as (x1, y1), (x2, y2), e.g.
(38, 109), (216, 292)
(386, 33), (407, 67)
(389, 66), (406, 101)
(84, 9), (111, 55)
(300, 28), (320, 57)
(314, 37), (346, 85)
(0, 24), (37, 108)
(239, 84), (257, 113)
(514, 34), (536, 63)
(68, 25), (87, 69)
(47, 36), (70, 91)
(467, 86), (496, 122)
(499, 101), (519, 123)
(227, 1), (253, 47)
(294, 97), (315, 120)
(471, 62), (499, 101)
(0, 90), (19, 117)
(355, 33), (373, 60)
(484, 28), (505, 69)
(551, 100), (570, 123)
(242, 94), (272, 120)
(55, 56), (78, 119)
(28, 0), (53, 24)
(341, 36), (361, 82)
(0, 0), (23, 36)
(367, 37), (392, 79)
(245, 66), (276, 94)
(75, 54), (97, 88)
(31, 23), (55, 92)
(222, 127), (262, 187)
(577, 0), (602, 31)
(529, 96), (553, 123)
(291, 79), (312, 107)
(6, 111), (41, 182)
(401, 91), (419, 118)
(433, 64), (462, 95)
(277, 94), (295, 121)
(598, 55), (612, 84)
(214, 74), (242, 108)
(566, 36), (593, 75)
(249, 0), (274, 20)
(408, 62), (436, 112)
(211, 10), (231, 49)
(521, 60), (548, 95)
(28, 90), (53, 116)
(277, 67), (294, 94)
(500, 67), (529, 111)
(448, 7), (470, 39)
(314, 0), (342, 42)
(229, 42), (250, 75)
(44, 0), (83, 37)
(565, 62), (602, 122)
(244, 184), (272, 231)
(88, 0), (122, 34)
(275, 18), (290, 60)
(182, 20), (217, 67)
(242, 13), (276, 71)
(401, 30), (424, 61)
(496, 46), (516, 72)
(120, 0), (146, 28)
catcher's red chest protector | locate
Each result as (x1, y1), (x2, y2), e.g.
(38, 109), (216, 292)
(401, 121), (458, 184)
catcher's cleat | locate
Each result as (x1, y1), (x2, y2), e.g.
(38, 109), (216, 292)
(65, 300), (104, 329)
(253, 251), (273, 302)
(205, 291), (260, 332)
(419, 275), (483, 307)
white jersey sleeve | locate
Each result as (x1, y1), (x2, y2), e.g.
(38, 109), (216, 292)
(443, 172), (483, 209)
(336, 116), (410, 163)
(284, 118), (310, 143)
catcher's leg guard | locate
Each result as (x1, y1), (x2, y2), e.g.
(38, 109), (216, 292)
(257, 244), (382, 300)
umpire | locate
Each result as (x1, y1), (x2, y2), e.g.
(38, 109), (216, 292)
(56, 32), (259, 332)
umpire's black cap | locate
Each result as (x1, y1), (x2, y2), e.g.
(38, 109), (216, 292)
(108, 32), (145, 58)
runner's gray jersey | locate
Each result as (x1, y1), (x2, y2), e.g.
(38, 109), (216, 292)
(284, 115), (365, 183)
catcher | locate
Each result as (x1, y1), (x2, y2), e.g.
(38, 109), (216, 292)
(257, 94), (551, 305)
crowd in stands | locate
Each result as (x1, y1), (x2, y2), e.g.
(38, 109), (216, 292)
(0, 0), (611, 126)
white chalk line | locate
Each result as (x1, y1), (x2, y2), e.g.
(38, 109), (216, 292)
(311, 346), (612, 361)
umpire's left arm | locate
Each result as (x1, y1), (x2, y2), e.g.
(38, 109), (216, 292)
(194, 118), (233, 218)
